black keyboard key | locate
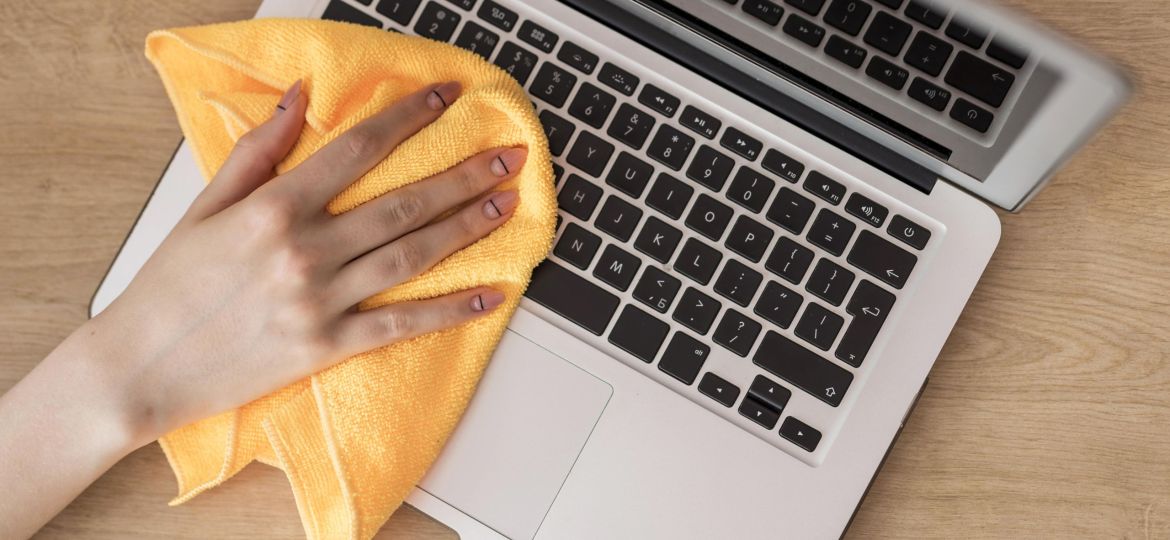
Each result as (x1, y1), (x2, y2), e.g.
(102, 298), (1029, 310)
(530, 62), (577, 107)
(595, 195), (642, 242)
(322, 0), (382, 27)
(945, 51), (1015, 108)
(376, 0), (421, 24)
(739, 396), (780, 429)
(726, 167), (775, 213)
(685, 194), (734, 241)
(453, 21), (500, 59)
(836, 279), (895, 366)
(646, 173), (693, 220)
(639, 84), (681, 117)
(767, 187), (816, 234)
(676, 238), (723, 286)
(609, 305), (669, 363)
(875, 0), (902, 7)
(863, 11), (912, 56)
(538, 110), (575, 157)
(659, 332), (710, 385)
(526, 261), (619, 335)
(686, 145), (735, 192)
(904, 0), (946, 29)
(785, 0), (826, 15)
(414, 2), (461, 42)
(699, 372), (741, 408)
(597, 62), (639, 96)
(823, 0), (872, 36)
(794, 302), (844, 350)
(714, 309), (763, 357)
(720, 127), (763, 161)
(518, 20), (558, 53)
(634, 216), (683, 264)
(725, 216), (774, 262)
(987, 36), (1028, 69)
(568, 82), (616, 129)
(807, 208), (855, 256)
(742, 0), (785, 26)
(866, 55), (909, 90)
(761, 149), (805, 183)
(633, 265), (682, 313)
(552, 162), (565, 185)
(593, 244), (642, 292)
(605, 152), (654, 198)
(779, 417), (821, 451)
(845, 192), (888, 227)
(553, 222), (601, 269)
(607, 103), (656, 150)
(755, 281), (803, 328)
(647, 124), (695, 170)
(904, 31), (953, 77)
(558, 174), (603, 220)
(825, 35), (869, 69)
(805, 258), (855, 306)
(783, 14), (826, 47)
(888, 214), (930, 249)
(566, 131), (614, 177)
(493, 41), (537, 85)
(908, 77), (952, 111)
(680, 106), (721, 140)
(804, 170), (846, 205)
(477, 0), (516, 31)
(714, 259), (763, 307)
(444, 0), (474, 9)
(765, 236), (815, 284)
(945, 18), (987, 49)
(558, 41), (598, 74)
(847, 230), (917, 289)
(747, 375), (792, 412)
(950, 97), (994, 133)
(755, 331), (852, 406)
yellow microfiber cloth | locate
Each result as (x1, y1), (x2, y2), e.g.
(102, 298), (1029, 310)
(143, 18), (556, 539)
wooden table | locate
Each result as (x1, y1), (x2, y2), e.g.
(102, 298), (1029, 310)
(1, 0), (1167, 537)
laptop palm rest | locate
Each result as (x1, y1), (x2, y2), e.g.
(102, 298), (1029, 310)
(417, 328), (611, 540)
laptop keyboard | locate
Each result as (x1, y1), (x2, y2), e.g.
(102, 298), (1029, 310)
(723, 0), (1028, 134)
(322, 0), (935, 462)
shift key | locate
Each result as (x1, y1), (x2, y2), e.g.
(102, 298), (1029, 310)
(525, 261), (619, 335)
(753, 331), (853, 407)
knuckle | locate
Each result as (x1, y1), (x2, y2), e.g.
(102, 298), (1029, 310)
(457, 207), (484, 236)
(382, 241), (425, 274)
(247, 193), (298, 238)
(342, 124), (382, 160)
(381, 310), (415, 339)
(456, 164), (482, 195)
(382, 192), (425, 225)
(234, 129), (263, 151)
(273, 245), (320, 286)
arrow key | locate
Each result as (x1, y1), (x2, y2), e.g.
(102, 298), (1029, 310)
(698, 372), (741, 408)
(739, 396), (780, 429)
(779, 416), (822, 452)
(748, 375), (793, 412)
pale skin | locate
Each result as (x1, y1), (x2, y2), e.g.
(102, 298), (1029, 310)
(0, 80), (526, 539)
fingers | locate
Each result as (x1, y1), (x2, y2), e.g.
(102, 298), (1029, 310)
(329, 189), (519, 309)
(187, 80), (308, 222)
(331, 287), (505, 359)
(279, 81), (463, 210)
(318, 146), (527, 263)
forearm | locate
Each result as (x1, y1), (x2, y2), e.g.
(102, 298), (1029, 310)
(0, 319), (144, 540)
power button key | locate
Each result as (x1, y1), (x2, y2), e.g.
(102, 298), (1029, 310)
(888, 214), (931, 250)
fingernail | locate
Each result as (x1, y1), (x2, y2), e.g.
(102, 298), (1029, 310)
(426, 81), (462, 111)
(483, 190), (519, 219)
(471, 290), (506, 312)
(490, 148), (527, 177)
(276, 79), (302, 113)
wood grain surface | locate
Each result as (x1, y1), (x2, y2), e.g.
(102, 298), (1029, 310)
(1, 0), (1167, 537)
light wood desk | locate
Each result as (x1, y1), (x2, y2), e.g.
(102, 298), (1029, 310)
(1, 0), (1167, 537)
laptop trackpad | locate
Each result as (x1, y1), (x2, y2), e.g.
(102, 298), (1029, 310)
(417, 329), (612, 539)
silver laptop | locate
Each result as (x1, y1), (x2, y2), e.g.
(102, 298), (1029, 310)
(91, 0), (1130, 537)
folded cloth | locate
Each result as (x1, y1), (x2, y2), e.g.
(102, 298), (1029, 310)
(144, 18), (556, 539)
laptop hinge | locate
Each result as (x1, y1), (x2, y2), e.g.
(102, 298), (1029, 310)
(558, 0), (938, 195)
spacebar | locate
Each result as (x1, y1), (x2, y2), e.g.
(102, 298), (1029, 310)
(524, 261), (620, 336)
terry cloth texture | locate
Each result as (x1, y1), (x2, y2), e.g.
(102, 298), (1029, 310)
(144, 18), (556, 539)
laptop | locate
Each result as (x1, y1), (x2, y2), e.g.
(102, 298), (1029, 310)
(91, 0), (1130, 537)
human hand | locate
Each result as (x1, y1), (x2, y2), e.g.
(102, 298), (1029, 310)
(84, 80), (526, 447)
